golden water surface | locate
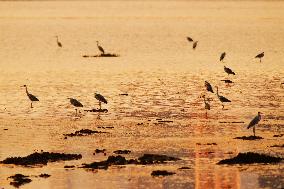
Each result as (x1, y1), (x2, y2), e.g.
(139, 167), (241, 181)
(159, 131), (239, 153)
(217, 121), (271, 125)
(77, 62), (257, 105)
(0, 1), (283, 189)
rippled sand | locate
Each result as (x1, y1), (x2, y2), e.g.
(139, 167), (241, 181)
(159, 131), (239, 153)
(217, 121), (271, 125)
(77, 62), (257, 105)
(0, 1), (283, 189)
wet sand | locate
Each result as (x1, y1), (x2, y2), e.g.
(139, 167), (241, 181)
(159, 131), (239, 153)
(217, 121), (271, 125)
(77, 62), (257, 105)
(0, 1), (283, 189)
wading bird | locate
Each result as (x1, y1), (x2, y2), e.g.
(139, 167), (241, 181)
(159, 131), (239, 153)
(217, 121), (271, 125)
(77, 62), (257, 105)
(21, 85), (39, 108)
(193, 41), (198, 50)
(95, 93), (108, 109)
(247, 112), (262, 136)
(187, 37), (194, 42)
(255, 52), (264, 62)
(55, 36), (62, 48)
(68, 98), (83, 116)
(202, 95), (210, 117)
(215, 86), (231, 109)
(224, 66), (235, 76)
(220, 52), (226, 62)
(205, 81), (214, 93)
(96, 41), (105, 55)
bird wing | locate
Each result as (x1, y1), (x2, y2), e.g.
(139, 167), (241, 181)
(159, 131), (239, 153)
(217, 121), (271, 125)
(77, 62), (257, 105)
(70, 98), (83, 107)
(96, 94), (108, 104)
(28, 94), (39, 101)
(247, 115), (260, 129)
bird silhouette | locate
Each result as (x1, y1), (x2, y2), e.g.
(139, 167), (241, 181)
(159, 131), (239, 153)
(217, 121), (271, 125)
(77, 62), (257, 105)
(187, 37), (194, 42)
(255, 52), (264, 62)
(55, 36), (62, 48)
(193, 41), (198, 50)
(96, 41), (105, 55)
(68, 98), (83, 116)
(216, 86), (231, 109)
(224, 66), (235, 76)
(202, 95), (210, 118)
(21, 85), (39, 108)
(95, 93), (107, 109)
(220, 52), (226, 62)
(247, 112), (262, 136)
(205, 81), (214, 93)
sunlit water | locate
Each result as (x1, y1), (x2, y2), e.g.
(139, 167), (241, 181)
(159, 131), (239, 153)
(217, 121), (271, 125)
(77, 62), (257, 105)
(0, 1), (283, 189)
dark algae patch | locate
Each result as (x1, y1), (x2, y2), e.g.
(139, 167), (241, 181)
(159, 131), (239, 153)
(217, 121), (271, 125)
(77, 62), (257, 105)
(82, 53), (119, 58)
(1, 152), (82, 166)
(84, 108), (108, 113)
(234, 135), (263, 140)
(217, 152), (283, 165)
(8, 174), (32, 188)
(138, 154), (180, 164)
(38, 173), (50, 178)
(113, 150), (131, 154)
(151, 170), (176, 177)
(64, 129), (107, 137)
(82, 154), (180, 170)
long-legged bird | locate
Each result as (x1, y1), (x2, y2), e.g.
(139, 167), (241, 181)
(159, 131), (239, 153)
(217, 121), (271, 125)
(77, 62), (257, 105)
(205, 81), (214, 93)
(21, 85), (39, 108)
(247, 112), (262, 136)
(55, 36), (62, 48)
(224, 66), (235, 76)
(95, 93), (107, 109)
(215, 86), (231, 109)
(68, 98), (83, 116)
(202, 95), (210, 117)
(96, 41), (105, 55)
(220, 52), (226, 62)
(255, 52), (264, 62)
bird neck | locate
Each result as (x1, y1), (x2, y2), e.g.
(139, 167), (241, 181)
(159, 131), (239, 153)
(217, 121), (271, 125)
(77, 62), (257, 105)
(25, 86), (29, 95)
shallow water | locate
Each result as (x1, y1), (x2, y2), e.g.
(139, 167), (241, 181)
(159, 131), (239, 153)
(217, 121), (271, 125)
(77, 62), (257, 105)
(0, 1), (283, 189)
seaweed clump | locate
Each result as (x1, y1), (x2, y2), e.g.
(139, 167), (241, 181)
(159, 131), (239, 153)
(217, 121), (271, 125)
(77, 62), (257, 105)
(151, 170), (176, 177)
(217, 152), (283, 165)
(82, 154), (180, 170)
(233, 136), (263, 140)
(64, 129), (107, 137)
(113, 150), (131, 154)
(1, 152), (82, 166)
(82, 53), (119, 58)
(8, 174), (32, 188)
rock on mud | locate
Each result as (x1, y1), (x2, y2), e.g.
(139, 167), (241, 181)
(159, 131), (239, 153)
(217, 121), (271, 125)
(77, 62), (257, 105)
(217, 152), (283, 165)
(1, 152), (82, 166)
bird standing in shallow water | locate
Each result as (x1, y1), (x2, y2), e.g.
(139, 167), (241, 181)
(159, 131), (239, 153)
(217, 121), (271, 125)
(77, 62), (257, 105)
(205, 81), (214, 93)
(96, 41), (105, 55)
(55, 36), (62, 48)
(247, 112), (262, 136)
(220, 52), (226, 62)
(21, 85), (39, 108)
(95, 93), (107, 109)
(215, 86), (231, 109)
(193, 41), (198, 50)
(255, 52), (264, 62)
(68, 98), (83, 116)
(224, 66), (235, 76)
(202, 95), (210, 117)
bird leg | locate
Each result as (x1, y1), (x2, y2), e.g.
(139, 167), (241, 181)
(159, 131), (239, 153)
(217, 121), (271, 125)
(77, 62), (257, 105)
(31, 102), (33, 108)
(222, 104), (225, 110)
(75, 109), (78, 117)
(99, 101), (102, 110)
(253, 126), (256, 136)
(260, 58), (262, 63)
